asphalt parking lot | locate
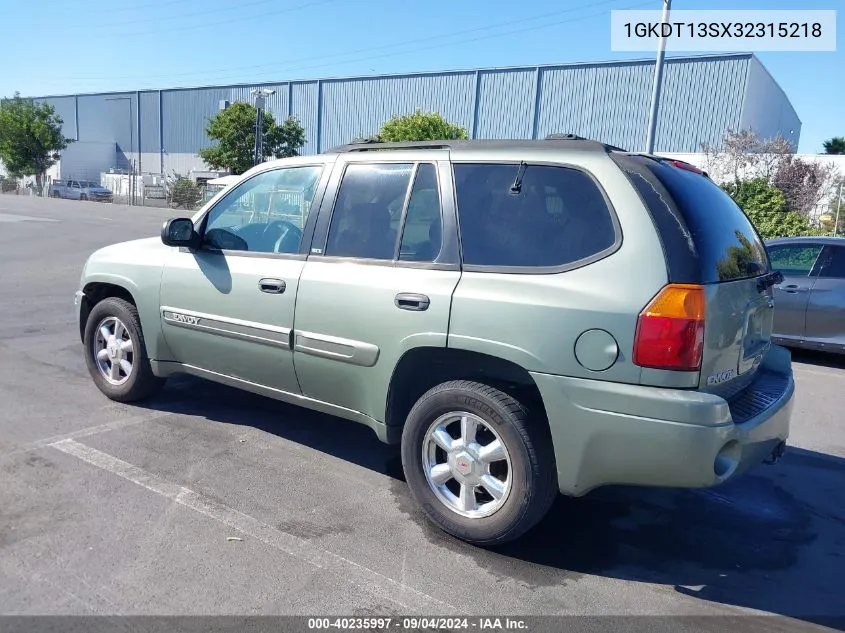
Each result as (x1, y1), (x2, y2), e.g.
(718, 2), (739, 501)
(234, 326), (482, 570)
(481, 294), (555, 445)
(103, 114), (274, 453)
(1, 196), (843, 630)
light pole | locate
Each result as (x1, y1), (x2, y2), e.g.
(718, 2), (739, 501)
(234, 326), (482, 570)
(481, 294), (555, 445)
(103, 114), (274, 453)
(645, 0), (672, 154)
(251, 88), (276, 166)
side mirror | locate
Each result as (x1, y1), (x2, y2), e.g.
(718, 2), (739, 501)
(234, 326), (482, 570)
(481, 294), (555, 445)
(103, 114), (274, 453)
(161, 218), (200, 249)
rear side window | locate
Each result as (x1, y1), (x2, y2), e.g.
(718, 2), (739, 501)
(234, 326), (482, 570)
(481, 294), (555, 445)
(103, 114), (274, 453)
(616, 156), (769, 283)
(325, 163), (412, 260)
(453, 164), (616, 268)
(767, 244), (823, 276)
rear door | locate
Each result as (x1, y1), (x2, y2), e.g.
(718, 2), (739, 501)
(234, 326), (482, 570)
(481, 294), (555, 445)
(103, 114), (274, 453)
(614, 156), (775, 396)
(292, 153), (461, 423)
(766, 242), (825, 342)
(805, 244), (845, 352)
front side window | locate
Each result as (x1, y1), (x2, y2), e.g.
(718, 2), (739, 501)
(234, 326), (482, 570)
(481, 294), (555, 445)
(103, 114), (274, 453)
(202, 165), (323, 254)
(767, 245), (823, 277)
(325, 163), (413, 260)
(453, 163), (616, 268)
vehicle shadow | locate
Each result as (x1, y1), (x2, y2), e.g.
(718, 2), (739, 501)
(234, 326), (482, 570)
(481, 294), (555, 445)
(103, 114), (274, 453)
(788, 348), (845, 370)
(144, 375), (845, 630)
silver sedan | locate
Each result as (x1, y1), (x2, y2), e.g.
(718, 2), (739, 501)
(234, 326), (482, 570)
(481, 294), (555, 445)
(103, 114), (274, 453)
(766, 236), (845, 354)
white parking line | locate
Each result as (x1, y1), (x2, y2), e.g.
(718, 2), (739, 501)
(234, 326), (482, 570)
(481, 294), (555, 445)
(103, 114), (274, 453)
(49, 438), (456, 614)
(0, 212), (59, 223)
(23, 411), (174, 451)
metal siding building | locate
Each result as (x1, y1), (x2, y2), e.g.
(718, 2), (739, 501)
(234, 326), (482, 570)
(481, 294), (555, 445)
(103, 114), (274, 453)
(33, 52), (799, 179)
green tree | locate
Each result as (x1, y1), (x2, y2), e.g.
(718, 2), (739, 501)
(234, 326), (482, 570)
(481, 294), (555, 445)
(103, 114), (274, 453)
(169, 177), (201, 210)
(0, 93), (71, 193)
(822, 137), (845, 155)
(723, 177), (816, 239)
(199, 101), (305, 175)
(377, 110), (468, 142)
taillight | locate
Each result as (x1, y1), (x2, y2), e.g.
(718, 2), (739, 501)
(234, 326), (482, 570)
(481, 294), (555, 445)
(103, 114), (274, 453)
(633, 284), (705, 371)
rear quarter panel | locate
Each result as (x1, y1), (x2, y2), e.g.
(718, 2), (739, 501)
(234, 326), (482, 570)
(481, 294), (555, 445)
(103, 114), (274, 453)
(448, 152), (672, 385)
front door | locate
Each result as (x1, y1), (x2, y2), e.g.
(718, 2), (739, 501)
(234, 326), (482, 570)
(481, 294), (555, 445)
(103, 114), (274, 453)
(768, 243), (824, 343)
(805, 244), (845, 351)
(159, 163), (329, 392)
(293, 157), (461, 422)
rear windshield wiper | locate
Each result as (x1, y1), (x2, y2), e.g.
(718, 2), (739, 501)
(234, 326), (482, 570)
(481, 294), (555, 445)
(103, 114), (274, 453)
(509, 162), (527, 194)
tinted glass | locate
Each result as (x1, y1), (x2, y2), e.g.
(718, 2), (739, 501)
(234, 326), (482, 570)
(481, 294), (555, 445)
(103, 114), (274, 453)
(399, 164), (442, 262)
(326, 163), (413, 260)
(453, 164), (615, 267)
(633, 159), (769, 283)
(767, 244), (823, 276)
(203, 165), (323, 253)
(819, 245), (845, 278)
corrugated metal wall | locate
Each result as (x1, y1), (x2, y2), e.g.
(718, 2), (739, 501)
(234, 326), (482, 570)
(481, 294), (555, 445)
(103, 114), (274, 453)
(33, 53), (800, 175)
(476, 69), (535, 139)
(320, 72), (477, 150)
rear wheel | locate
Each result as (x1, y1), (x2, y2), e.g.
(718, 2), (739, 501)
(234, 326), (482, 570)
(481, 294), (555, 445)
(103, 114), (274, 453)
(401, 380), (557, 545)
(80, 194), (88, 201)
(83, 297), (165, 402)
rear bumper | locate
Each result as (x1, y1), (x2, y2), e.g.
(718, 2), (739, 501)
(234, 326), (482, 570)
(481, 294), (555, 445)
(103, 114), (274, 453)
(531, 345), (794, 496)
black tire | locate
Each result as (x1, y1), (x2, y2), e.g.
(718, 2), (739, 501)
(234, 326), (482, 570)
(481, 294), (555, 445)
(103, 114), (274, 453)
(83, 297), (165, 402)
(401, 380), (557, 545)
(80, 194), (88, 201)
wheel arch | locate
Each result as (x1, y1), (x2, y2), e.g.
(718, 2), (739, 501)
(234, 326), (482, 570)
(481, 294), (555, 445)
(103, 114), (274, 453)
(385, 347), (549, 441)
(79, 280), (138, 342)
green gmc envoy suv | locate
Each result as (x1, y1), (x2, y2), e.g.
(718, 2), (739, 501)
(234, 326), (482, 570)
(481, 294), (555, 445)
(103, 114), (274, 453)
(75, 137), (794, 545)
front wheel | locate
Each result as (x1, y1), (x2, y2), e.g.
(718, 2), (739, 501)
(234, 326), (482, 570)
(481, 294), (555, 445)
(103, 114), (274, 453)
(401, 380), (557, 545)
(83, 297), (165, 402)
(80, 194), (88, 201)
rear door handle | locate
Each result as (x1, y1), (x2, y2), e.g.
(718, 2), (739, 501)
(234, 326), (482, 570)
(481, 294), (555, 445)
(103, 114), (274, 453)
(395, 293), (430, 311)
(258, 278), (286, 294)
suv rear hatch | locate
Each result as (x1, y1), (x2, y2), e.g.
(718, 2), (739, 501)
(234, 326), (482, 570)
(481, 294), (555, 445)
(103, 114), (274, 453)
(612, 154), (783, 401)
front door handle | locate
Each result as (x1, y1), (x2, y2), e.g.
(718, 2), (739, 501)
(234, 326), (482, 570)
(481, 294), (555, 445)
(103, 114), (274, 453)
(395, 293), (430, 311)
(259, 278), (286, 294)
(780, 284), (805, 294)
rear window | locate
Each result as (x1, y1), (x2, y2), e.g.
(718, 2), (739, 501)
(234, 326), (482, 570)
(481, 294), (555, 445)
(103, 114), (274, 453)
(453, 163), (617, 268)
(616, 156), (770, 283)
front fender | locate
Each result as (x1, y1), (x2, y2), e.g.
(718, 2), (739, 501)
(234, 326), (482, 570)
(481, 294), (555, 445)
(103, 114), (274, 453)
(79, 240), (175, 362)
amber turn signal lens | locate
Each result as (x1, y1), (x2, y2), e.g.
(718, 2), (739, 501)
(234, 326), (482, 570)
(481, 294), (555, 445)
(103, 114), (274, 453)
(640, 284), (705, 321)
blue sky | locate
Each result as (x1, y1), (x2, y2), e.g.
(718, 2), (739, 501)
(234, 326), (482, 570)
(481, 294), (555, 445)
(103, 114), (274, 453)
(1, 0), (841, 152)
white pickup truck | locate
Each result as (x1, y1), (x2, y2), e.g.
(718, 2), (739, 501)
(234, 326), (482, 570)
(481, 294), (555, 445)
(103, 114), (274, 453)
(50, 180), (114, 202)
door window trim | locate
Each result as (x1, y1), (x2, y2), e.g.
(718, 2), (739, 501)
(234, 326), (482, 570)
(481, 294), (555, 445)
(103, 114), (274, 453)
(449, 159), (622, 275)
(186, 162), (332, 260)
(308, 159), (459, 270)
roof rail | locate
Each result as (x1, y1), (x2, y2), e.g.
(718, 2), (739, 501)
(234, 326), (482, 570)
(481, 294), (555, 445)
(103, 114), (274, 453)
(325, 136), (628, 154)
(329, 140), (455, 153)
(544, 133), (590, 141)
(545, 132), (628, 152)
